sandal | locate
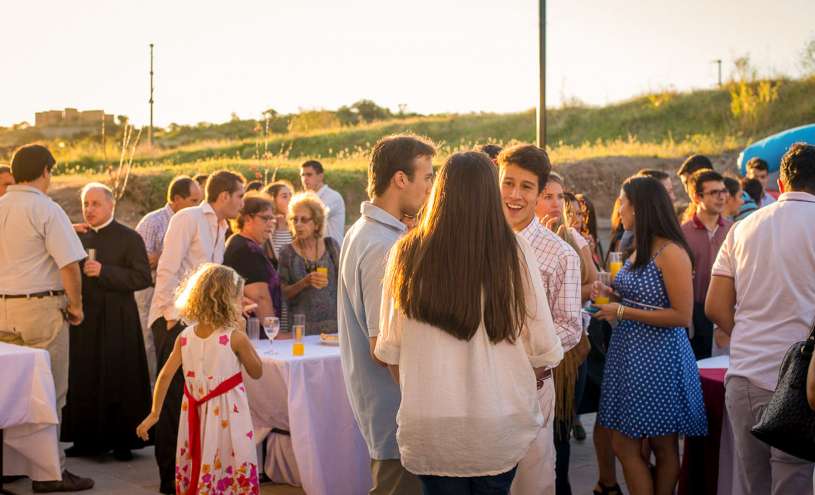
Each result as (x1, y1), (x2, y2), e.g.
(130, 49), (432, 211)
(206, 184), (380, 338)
(593, 482), (624, 495)
(573, 422), (587, 441)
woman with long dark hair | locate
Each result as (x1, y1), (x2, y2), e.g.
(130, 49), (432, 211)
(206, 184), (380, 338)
(374, 152), (563, 495)
(592, 176), (706, 495)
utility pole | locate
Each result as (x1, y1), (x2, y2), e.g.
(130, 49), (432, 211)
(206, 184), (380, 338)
(713, 59), (722, 87)
(536, 0), (546, 149)
(148, 43), (154, 147)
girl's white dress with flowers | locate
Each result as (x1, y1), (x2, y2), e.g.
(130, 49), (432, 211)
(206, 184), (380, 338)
(176, 326), (259, 494)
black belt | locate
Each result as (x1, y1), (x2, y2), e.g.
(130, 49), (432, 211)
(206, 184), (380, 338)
(0, 290), (65, 299)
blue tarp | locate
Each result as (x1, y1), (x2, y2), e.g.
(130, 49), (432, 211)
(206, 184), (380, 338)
(738, 123), (815, 175)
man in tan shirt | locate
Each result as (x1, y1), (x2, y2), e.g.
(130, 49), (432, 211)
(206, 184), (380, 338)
(0, 144), (94, 492)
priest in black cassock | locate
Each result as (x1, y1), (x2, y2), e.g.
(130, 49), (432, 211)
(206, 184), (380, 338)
(61, 183), (153, 461)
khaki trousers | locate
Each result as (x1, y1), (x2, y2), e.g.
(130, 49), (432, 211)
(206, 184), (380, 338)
(510, 377), (556, 495)
(725, 375), (814, 495)
(370, 458), (421, 495)
(0, 295), (70, 472)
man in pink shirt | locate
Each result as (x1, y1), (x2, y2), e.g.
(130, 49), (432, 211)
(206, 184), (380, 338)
(680, 169), (732, 359)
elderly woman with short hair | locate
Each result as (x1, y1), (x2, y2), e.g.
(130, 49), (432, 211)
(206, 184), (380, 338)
(278, 192), (339, 334)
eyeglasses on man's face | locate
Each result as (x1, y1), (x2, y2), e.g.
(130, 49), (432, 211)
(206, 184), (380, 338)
(702, 189), (728, 198)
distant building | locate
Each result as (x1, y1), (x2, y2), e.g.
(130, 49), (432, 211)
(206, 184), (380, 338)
(34, 108), (117, 138)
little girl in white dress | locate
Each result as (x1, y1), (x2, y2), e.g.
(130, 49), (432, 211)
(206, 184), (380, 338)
(138, 263), (263, 494)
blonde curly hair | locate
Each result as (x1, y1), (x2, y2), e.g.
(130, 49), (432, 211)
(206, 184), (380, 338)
(175, 263), (244, 330)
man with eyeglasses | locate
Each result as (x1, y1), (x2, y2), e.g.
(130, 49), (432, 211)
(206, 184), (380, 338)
(680, 169), (732, 359)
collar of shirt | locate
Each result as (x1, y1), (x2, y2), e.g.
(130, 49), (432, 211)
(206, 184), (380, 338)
(360, 201), (407, 233)
(691, 212), (725, 231)
(6, 184), (46, 197)
(90, 215), (115, 233)
(200, 202), (227, 228)
(518, 216), (544, 238)
(777, 191), (815, 204)
(163, 203), (175, 217)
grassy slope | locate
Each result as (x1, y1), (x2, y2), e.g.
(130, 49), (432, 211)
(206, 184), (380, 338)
(28, 77), (815, 224)
(39, 77), (815, 176)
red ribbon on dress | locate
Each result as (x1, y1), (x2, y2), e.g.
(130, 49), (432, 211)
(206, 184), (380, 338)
(183, 371), (244, 495)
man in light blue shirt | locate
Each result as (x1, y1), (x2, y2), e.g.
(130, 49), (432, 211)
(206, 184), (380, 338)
(338, 134), (435, 494)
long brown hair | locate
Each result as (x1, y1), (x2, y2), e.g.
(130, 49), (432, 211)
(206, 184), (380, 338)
(386, 151), (528, 344)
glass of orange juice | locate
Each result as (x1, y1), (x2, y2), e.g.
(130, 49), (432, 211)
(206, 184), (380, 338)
(608, 252), (623, 281)
(594, 272), (611, 305)
(292, 314), (305, 356)
(316, 266), (328, 289)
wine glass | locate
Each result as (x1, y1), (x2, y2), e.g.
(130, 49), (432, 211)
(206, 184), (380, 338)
(263, 317), (280, 354)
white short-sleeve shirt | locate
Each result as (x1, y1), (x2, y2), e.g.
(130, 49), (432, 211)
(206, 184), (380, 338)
(711, 191), (815, 391)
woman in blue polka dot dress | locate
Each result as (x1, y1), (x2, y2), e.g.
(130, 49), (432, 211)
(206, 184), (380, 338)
(592, 176), (707, 495)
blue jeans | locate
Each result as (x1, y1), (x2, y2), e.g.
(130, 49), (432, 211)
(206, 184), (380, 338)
(418, 467), (517, 495)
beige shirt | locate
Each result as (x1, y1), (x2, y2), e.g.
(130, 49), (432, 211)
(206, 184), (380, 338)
(148, 202), (227, 326)
(374, 234), (563, 476)
(712, 191), (815, 391)
(0, 185), (86, 293)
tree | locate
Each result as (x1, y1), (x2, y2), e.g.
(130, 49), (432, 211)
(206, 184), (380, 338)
(336, 105), (359, 126)
(801, 37), (815, 77)
(732, 55), (757, 83)
(351, 99), (391, 123)
(262, 108), (279, 120)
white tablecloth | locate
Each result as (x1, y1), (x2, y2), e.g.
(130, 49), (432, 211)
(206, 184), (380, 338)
(0, 342), (61, 481)
(244, 336), (372, 495)
(697, 355), (744, 495)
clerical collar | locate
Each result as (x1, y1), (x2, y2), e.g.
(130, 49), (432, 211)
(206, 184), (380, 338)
(90, 215), (115, 233)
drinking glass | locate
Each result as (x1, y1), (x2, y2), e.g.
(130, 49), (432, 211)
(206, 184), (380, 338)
(86, 248), (97, 262)
(595, 272), (611, 305)
(608, 252), (623, 280)
(247, 317), (260, 342)
(263, 317), (280, 354)
(316, 265), (329, 289)
(292, 314), (305, 356)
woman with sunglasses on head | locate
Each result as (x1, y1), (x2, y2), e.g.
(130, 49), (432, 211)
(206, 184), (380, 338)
(223, 194), (282, 333)
(277, 192), (339, 334)
(592, 176), (707, 495)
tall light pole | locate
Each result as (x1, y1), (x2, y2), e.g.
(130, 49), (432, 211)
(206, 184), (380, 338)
(148, 43), (154, 147)
(536, 0), (546, 148)
(713, 59), (722, 87)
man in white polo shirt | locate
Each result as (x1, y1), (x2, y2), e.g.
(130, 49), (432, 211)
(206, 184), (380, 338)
(0, 144), (94, 492)
(706, 143), (815, 494)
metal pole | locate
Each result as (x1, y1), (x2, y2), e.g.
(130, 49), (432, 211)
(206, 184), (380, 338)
(715, 59), (722, 87)
(536, 0), (546, 148)
(148, 43), (154, 147)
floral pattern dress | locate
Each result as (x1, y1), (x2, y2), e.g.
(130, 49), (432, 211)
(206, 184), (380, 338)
(176, 325), (259, 494)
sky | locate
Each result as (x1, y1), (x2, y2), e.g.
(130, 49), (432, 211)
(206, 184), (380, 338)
(3, 0), (812, 127)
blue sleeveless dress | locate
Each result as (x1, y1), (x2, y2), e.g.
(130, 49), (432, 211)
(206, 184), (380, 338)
(598, 252), (708, 438)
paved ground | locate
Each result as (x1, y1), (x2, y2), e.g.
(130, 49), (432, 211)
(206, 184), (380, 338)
(3, 413), (627, 494)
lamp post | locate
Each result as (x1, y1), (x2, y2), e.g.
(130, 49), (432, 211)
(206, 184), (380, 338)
(536, 0), (546, 149)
